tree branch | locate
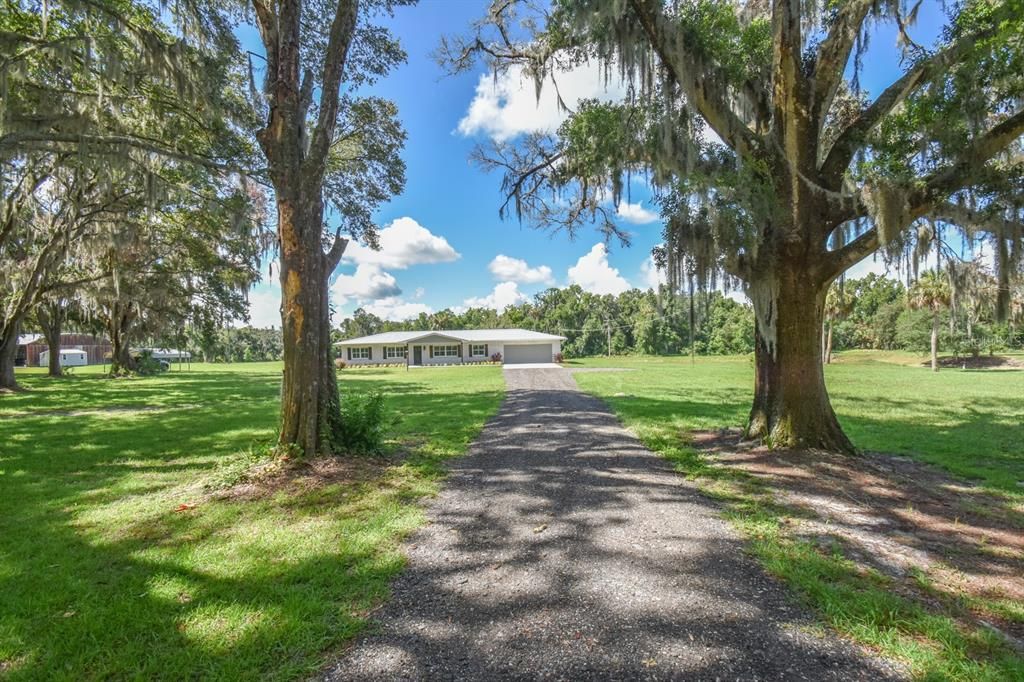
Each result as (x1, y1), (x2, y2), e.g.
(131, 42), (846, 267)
(626, 0), (763, 160)
(306, 0), (360, 180)
(810, 0), (873, 132)
(911, 108), (1024, 211)
(824, 225), (880, 280)
(821, 20), (1003, 180)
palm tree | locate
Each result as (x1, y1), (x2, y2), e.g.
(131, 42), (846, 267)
(822, 284), (853, 365)
(909, 271), (952, 372)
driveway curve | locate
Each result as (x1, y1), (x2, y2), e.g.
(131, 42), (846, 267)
(326, 368), (902, 680)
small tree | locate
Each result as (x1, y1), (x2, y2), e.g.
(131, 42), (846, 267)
(822, 284), (853, 364)
(246, 0), (408, 456)
(909, 271), (952, 371)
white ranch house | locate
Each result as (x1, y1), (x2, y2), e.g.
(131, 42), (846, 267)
(336, 329), (565, 366)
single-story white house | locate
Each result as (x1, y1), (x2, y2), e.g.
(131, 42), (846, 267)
(335, 328), (565, 366)
(39, 348), (88, 367)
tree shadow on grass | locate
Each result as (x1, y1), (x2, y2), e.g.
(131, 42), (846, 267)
(0, 373), (503, 679)
(326, 384), (903, 680)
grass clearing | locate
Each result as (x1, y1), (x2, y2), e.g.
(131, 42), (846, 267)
(0, 363), (503, 680)
(572, 354), (1024, 680)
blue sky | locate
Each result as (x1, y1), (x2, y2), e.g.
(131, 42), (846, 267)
(243, 1), (952, 327)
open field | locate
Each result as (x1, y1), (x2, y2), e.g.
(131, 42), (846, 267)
(0, 363), (503, 680)
(3, 354), (1023, 679)
(572, 354), (1024, 679)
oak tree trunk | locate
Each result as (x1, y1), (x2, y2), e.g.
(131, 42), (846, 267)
(276, 194), (343, 456)
(931, 312), (940, 372)
(0, 319), (21, 391)
(108, 310), (136, 375)
(40, 308), (63, 377)
(746, 259), (854, 454)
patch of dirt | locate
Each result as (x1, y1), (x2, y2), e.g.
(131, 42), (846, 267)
(693, 431), (1024, 645)
(211, 453), (398, 502)
(929, 355), (1024, 370)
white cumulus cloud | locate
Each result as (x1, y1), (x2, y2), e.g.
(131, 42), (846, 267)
(343, 216), (460, 269)
(488, 254), (554, 285)
(462, 281), (528, 312)
(362, 297), (433, 322)
(616, 200), (659, 225)
(639, 254), (667, 290)
(330, 264), (402, 305)
(458, 62), (627, 142)
(568, 243), (631, 295)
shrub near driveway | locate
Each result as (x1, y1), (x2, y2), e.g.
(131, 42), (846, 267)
(0, 363), (504, 680)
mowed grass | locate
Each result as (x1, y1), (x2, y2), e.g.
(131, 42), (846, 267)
(0, 363), (503, 680)
(572, 353), (1024, 679)
(571, 352), (1024, 495)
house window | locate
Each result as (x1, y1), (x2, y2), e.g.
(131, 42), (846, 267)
(349, 347), (371, 360)
(383, 346), (407, 359)
(431, 345), (459, 358)
(470, 344), (487, 357)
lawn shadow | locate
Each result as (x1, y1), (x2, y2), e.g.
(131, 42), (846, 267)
(0, 368), (504, 679)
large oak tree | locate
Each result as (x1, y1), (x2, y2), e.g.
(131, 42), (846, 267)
(449, 0), (1024, 453)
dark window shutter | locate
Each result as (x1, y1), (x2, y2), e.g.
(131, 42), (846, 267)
(347, 347), (351, 360)
(485, 344), (488, 357)
(368, 347), (373, 360)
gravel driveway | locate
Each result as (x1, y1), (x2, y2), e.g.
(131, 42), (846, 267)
(326, 368), (903, 680)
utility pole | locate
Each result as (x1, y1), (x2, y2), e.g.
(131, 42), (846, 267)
(606, 318), (612, 357)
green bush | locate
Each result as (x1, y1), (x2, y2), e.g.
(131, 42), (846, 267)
(337, 390), (394, 454)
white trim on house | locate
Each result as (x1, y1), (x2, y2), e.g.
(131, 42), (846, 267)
(335, 328), (565, 366)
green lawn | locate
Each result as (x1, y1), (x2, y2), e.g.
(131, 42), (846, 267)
(0, 363), (504, 680)
(571, 353), (1024, 495)
(4, 355), (1022, 680)
(572, 353), (1024, 679)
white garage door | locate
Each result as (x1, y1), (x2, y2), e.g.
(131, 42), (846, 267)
(503, 344), (553, 364)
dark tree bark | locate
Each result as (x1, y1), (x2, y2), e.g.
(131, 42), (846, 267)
(745, 260), (853, 453)
(930, 311), (940, 372)
(38, 301), (64, 377)
(0, 319), (22, 391)
(107, 306), (137, 375)
(252, 0), (359, 456)
(275, 191), (343, 455)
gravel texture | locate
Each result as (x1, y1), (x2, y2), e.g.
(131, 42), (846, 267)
(325, 368), (904, 681)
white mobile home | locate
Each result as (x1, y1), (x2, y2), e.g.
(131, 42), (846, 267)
(335, 329), (565, 366)
(39, 348), (88, 367)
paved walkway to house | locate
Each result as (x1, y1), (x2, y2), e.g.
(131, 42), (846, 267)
(326, 368), (903, 680)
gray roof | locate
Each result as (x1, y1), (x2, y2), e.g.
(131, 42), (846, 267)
(335, 328), (566, 346)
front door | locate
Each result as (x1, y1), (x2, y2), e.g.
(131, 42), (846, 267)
(413, 345), (422, 365)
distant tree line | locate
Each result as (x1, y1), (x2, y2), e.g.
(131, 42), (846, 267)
(190, 275), (1023, 363)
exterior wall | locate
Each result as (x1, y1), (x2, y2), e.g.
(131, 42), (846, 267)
(39, 350), (88, 367)
(341, 343), (408, 366)
(418, 341), (465, 366)
(339, 337), (563, 366)
(23, 334), (111, 366)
